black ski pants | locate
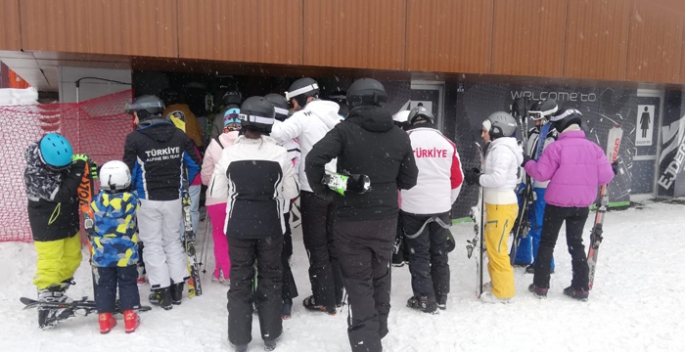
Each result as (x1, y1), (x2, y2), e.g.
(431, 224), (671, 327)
(227, 235), (283, 346)
(534, 204), (590, 290)
(282, 212), (298, 301)
(336, 218), (395, 352)
(94, 265), (140, 313)
(402, 212), (451, 303)
(300, 191), (344, 308)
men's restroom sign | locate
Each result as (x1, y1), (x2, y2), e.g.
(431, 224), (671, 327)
(636, 105), (654, 146)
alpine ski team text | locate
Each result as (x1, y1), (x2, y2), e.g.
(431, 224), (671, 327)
(144, 147), (181, 158)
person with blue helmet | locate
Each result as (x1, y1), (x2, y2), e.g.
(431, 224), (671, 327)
(23, 132), (96, 328)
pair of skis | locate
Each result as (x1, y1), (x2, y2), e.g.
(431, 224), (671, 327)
(466, 142), (486, 298)
(588, 124), (623, 290)
(181, 169), (203, 298)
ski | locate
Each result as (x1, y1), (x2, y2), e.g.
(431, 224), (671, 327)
(509, 98), (533, 266)
(21, 296), (151, 327)
(323, 171), (371, 195)
(182, 168), (203, 298)
(587, 124), (622, 290)
(466, 142), (486, 298)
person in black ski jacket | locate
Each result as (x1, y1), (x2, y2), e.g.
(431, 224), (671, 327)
(306, 78), (418, 352)
(208, 97), (299, 352)
(122, 95), (201, 310)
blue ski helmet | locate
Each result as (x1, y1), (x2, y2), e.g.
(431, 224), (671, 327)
(223, 107), (242, 133)
(39, 133), (73, 169)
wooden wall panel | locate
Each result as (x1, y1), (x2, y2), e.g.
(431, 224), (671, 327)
(21, 0), (89, 53)
(564, 0), (631, 81)
(88, 0), (177, 58)
(627, 1), (683, 83)
(0, 0), (21, 50)
(491, 0), (568, 77)
(178, 0), (302, 65)
(304, 0), (405, 70)
(406, 0), (492, 73)
(682, 26), (685, 83)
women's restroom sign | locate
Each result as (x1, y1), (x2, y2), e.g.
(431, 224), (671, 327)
(637, 104), (655, 146)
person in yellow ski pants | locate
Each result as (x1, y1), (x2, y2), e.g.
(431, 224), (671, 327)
(465, 112), (523, 302)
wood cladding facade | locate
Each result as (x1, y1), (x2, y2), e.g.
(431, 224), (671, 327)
(178, 0), (302, 65)
(304, 0), (405, 70)
(4, 0), (685, 85)
(0, 0), (21, 51)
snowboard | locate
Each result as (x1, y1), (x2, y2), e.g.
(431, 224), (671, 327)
(587, 125), (622, 290)
(323, 171), (371, 195)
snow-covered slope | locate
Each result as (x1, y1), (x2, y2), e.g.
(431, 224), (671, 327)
(0, 202), (683, 351)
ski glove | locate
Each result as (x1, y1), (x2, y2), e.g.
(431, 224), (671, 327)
(521, 155), (532, 167)
(72, 154), (98, 178)
(611, 161), (619, 175)
(464, 168), (482, 186)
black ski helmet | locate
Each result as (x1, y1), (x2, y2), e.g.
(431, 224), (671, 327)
(346, 78), (387, 109)
(529, 99), (558, 121)
(408, 106), (435, 125)
(239, 96), (276, 133)
(286, 77), (319, 108)
(264, 93), (290, 121)
(487, 111), (518, 139)
(550, 108), (583, 132)
(125, 95), (165, 120)
(159, 88), (180, 106)
(222, 91), (243, 107)
(328, 89), (349, 117)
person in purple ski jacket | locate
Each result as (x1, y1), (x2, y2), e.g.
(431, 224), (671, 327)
(522, 108), (615, 301)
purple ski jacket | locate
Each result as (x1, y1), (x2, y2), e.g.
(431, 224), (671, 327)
(523, 129), (614, 207)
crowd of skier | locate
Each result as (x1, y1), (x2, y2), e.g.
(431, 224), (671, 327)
(23, 76), (617, 352)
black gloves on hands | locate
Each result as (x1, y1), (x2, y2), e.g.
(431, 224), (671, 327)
(521, 155), (532, 168)
(611, 161), (619, 175)
(464, 168), (482, 186)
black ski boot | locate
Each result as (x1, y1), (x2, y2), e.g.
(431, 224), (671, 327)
(303, 295), (336, 316)
(406, 296), (437, 314)
(563, 286), (589, 301)
(436, 294), (447, 310)
(233, 344), (248, 352)
(37, 285), (74, 328)
(528, 284), (548, 298)
(282, 299), (292, 320)
(264, 336), (280, 351)
(170, 281), (184, 305)
(149, 287), (173, 310)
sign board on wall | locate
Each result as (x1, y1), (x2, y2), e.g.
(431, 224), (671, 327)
(636, 105), (655, 146)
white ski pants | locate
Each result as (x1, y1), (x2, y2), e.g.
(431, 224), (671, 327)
(138, 199), (188, 288)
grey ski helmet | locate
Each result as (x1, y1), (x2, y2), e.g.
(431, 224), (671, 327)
(487, 111), (518, 139)
(529, 99), (558, 121)
(264, 93), (290, 121)
(346, 78), (387, 109)
(239, 96), (276, 133)
(222, 91), (243, 107)
(408, 106), (435, 125)
(286, 77), (319, 108)
(125, 95), (165, 120)
(550, 108), (583, 132)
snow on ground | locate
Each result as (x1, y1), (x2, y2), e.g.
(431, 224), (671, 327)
(1, 201), (684, 352)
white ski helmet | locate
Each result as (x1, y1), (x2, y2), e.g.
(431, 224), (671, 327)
(100, 160), (131, 191)
(487, 111), (518, 139)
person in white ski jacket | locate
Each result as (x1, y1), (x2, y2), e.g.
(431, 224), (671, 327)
(208, 97), (298, 351)
(465, 111), (523, 303)
(400, 106), (464, 313)
(269, 78), (344, 315)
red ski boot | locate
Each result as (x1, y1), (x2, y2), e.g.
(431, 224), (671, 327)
(124, 310), (140, 333)
(98, 313), (116, 334)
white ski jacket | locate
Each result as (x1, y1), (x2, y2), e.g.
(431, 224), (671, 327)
(400, 125), (464, 214)
(273, 119), (302, 213)
(270, 100), (342, 193)
(523, 125), (558, 188)
(208, 136), (299, 238)
(480, 137), (524, 205)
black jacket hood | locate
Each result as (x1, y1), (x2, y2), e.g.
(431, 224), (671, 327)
(346, 106), (394, 133)
(137, 118), (178, 143)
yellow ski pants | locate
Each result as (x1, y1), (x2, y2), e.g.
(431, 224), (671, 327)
(33, 233), (82, 290)
(485, 203), (518, 299)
